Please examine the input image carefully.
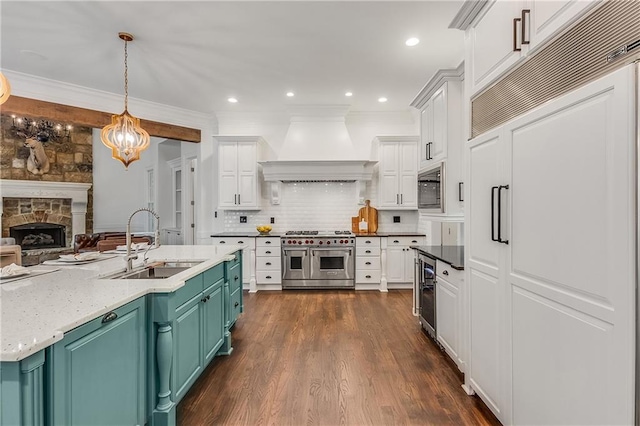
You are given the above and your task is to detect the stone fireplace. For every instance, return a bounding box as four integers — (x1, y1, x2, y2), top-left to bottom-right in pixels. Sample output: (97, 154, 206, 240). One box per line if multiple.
(1, 180, 91, 250)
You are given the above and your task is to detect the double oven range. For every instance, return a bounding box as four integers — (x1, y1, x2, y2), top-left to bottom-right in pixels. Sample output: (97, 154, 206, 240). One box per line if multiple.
(282, 231, 355, 289)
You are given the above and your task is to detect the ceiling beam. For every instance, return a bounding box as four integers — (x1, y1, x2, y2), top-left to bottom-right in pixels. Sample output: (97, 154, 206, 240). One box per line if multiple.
(1, 96, 201, 143)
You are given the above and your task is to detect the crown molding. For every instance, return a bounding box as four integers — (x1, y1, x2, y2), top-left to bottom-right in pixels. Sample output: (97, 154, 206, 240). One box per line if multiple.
(410, 62, 465, 109)
(2, 70, 214, 132)
(448, 0, 491, 30)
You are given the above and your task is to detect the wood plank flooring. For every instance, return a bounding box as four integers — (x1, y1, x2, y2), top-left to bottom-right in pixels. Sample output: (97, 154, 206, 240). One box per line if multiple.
(177, 290, 500, 425)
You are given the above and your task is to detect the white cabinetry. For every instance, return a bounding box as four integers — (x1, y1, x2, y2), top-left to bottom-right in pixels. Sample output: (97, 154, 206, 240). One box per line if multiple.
(216, 136, 263, 210)
(162, 228, 183, 245)
(435, 260, 463, 371)
(461, 0, 600, 97)
(420, 84, 448, 169)
(211, 237, 256, 291)
(465, 66, 635, 424)
(167, 158, 183, 230)
(385, 236, 425, 288)
(255, 237, 281, 289)
(355, 236, 381, 289)
(412, 68, 464, 217)
(376, 136, 418, 210)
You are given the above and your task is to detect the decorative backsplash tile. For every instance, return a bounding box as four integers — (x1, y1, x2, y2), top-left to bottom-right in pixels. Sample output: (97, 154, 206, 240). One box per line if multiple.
(223, 180, 420, 233)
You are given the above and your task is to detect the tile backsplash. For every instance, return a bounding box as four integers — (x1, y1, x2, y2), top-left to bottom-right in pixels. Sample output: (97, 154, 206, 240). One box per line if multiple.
(222, 181, 419, 233)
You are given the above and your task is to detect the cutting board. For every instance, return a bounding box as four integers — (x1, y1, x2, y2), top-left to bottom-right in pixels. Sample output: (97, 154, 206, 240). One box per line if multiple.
(358, 200, 378, 233)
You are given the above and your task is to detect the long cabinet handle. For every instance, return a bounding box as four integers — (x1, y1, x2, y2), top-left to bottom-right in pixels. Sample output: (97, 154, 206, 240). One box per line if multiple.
(521, 9, 530, 45)
(396, 194, 399, 205)
(491, 186, 499, 242)
(238, 194, 240, 204)
(400, 194, 403, 204)
(513, 18, 522, 52)
(498, 185, 509, 245)
(426, 142, 433, 160)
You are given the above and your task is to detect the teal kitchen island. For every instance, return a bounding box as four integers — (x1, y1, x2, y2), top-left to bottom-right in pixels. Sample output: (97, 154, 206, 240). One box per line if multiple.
(0, 245, 244, 426)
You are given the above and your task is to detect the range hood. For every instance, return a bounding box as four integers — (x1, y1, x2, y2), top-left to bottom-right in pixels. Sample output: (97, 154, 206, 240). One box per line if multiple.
(260, 106, 377, 182)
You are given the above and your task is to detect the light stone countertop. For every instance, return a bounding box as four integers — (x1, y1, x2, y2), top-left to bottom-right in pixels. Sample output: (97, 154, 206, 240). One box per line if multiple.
(0, 244, 245, 362)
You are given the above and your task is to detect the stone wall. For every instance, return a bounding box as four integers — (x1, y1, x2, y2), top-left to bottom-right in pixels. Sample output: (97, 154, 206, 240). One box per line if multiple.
(0, 114, 93, 232)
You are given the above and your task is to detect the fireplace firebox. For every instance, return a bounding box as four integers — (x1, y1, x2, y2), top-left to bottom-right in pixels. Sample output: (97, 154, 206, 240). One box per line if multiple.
(10, 223, 66, 250)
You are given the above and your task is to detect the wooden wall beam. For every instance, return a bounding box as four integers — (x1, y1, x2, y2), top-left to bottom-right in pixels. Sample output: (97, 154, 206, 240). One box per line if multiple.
(0, 96, 201, 143)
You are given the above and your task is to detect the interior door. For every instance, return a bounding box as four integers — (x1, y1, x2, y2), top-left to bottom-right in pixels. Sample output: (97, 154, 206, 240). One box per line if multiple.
(506, 65, 635, 425)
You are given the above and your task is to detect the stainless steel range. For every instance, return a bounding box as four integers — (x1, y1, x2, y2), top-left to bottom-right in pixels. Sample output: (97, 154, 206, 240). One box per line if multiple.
(282, 231, 355, 289)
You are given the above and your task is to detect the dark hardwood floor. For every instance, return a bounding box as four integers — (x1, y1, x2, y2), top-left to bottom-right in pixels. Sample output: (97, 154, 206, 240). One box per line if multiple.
(177, 290, 500, 425)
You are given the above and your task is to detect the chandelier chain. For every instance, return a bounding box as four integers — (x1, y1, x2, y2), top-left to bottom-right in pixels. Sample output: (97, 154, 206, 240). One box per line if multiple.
(124, 39, 129, 111)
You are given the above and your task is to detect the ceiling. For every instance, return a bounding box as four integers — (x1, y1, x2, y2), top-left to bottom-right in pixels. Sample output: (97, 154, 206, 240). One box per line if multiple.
(1, 1, 465, 115)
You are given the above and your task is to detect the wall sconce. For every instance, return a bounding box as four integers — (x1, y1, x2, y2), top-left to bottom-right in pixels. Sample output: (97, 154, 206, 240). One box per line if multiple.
(11, 115, 72, 142)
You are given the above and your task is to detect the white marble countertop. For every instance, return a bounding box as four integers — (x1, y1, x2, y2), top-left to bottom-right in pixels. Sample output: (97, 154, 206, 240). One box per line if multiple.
(0, 244, 245, 362)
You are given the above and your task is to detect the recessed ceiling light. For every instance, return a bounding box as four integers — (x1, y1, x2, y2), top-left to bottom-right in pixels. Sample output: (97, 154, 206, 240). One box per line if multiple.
(345, 92, 353, 97)
(378, 97, 388, 103)
(286, 92, 295, 97)
(228, 97, 238, 103)
(405, 37, 420, 47)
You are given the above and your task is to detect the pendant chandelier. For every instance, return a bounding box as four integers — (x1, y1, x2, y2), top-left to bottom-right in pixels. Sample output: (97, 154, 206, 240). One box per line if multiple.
(101, 32, 150, 170)
(0, 71, 11, 105)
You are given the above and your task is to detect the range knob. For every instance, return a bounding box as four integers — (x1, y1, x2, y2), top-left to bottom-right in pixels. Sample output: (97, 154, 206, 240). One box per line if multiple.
(287, 240, 291, 244)
(305, 240, 309, 244)
(339, 239, 344, 244)
(327, 241, 331, 245)
(298, 240, 302, 245)
(319, 241, 323, 245)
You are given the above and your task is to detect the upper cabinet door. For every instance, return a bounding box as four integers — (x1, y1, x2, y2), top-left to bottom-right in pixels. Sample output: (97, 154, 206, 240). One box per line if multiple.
(430, 84, 448, 162)
(469, 0, 527, 96)
(217, 138, 262, 210)
(420, 101, 434, 170)
(527, 0, 600, 54)
(398, 142, 418, 208)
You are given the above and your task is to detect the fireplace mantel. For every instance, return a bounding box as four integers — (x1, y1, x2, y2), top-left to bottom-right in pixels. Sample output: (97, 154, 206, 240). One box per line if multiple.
(0, 180, 92, 242)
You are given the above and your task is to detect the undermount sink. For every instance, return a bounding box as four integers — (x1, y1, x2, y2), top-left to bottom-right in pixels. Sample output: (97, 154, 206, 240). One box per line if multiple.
(104, 261, 204, 280)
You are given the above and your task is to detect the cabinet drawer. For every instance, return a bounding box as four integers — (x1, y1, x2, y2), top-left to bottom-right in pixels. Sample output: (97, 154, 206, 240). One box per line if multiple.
(356, 269, 381, 284)
(225, 250, 241, 269)
(436, 259, 463, 288)
(256, 247, 279, 257)
(256, 237, 281, 248)
(256, 270, 281, 284)
(356, 257, 380, 271)
(356, 246, 380, 257)
(387, 236, 426, 246)
(211, 237, 255, 249)
(174, 273, 204, 310)
(356, 237, 381, 247)
(256, 257, 281, 271)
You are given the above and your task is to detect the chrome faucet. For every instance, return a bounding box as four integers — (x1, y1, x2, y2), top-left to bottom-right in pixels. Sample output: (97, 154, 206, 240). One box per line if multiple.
(126, 208, 161, 272)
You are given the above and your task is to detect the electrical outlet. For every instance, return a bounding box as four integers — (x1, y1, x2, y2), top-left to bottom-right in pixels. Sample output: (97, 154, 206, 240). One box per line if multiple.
(270, 217, 275, 224)
(393, 216, 401, 223)
(240, 216, 247, 223)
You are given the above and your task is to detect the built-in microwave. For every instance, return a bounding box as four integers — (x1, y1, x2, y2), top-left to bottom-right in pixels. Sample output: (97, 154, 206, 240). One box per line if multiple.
(418, 163, 444, 212)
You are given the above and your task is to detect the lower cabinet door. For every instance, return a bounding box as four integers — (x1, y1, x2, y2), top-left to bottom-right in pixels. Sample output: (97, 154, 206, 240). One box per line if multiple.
(436, 277, 460, 368)
(48, 297, 146, 426)
(173, 296, 203, 402)
(203, 280, 225, 364)
(230, 287, 242, 327)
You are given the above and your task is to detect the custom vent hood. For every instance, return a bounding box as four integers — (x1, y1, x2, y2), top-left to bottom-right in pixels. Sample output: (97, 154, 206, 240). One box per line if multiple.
(259, 106, 376, 182)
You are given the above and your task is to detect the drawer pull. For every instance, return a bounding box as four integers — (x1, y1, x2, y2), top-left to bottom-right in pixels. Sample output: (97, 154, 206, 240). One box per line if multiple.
(201, 297, 207, 303)
(238, 240, 244, 244)
(365, 262, 371, 265)
(442, 270, 449, 276)
(101, 311, 118, 324)
(234, 302, 239, 308)
(266, 275, 272, 279)
(207, 295, 211, 300)
(394, 240, 399, 243)
(265, 241, 272, 244)
(366, 275, 371, 279)
(365, 240, 371, 244)
(412, 240, 417, 243)
(365, 250, 371, 254)
(234, 276, 239, 281)
(220, 241, 226, 244)
(266, 262, 272, 266)
(266, 250, 272, 254)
